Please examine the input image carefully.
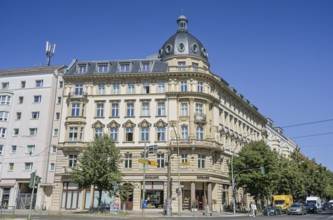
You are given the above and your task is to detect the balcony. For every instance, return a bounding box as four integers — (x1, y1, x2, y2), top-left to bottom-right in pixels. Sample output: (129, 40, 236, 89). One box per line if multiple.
(58, 141, 85, 151)
(194, 113, 206, 124)
(67, 92, 88, 103)
(169, 138, 223, 151)
(65, 116, 87, 125)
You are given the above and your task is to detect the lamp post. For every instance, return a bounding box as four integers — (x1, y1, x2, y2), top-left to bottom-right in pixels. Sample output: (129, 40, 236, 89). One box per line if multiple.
(231, 133, 255, 215)
(170, 121, 181, 216)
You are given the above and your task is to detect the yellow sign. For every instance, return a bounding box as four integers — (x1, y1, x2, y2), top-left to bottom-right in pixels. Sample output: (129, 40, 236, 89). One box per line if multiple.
(138, 159, 158, 166)
(180, 162, 190, 166)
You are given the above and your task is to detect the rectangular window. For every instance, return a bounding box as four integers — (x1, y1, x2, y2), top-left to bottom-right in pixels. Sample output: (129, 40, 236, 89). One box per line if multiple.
(126, 127, 133, 142)
(14, 128, 19, 136)
(95, 128, 103, 138)
(196, 103, 204, 115)
(21, 81, 26, 88)
(35, 80, 43, 87)
(50, 163, 55, 171)
(178, 61, 186, 71)
(52, 145, 57, 153)
(141, 127, 149, 142)
(113, 83, 120, 94)
(0, 111, 9, 121)
(59, 81, 63, 88)
(111, 103, 119, 117)
(54, 128, 59, 136)
(98, 64, 108, 73)
(158, 81, 165, 93)
(69, 155, 77, 167)
(157, 102, 165, 116)
(2, 82, 9, 90)
(96, 103, 104, 117)
(198, 154, 206, 168)
(75, 84, 83, 96)
(11, 145, 17, 153)
(127, 103, 134, 117)
(19, 96, 24, 104)
(157, 154, 165, 168)
(181, 154, 188, 163)
(57, 97, 62, 104)
(192, 62, 199, 71)
(181, 125, 188, 140)
(181, 103, 188, 116)
(0, 128, 7, 138)
(128, 82, 135, 94)
(141, 62, 150, 72)
(157, 127, 165, 141)
(142, 103, 150, 116)
(110, 128, 118, 141)
(198, 82, 203, 93)
(29, 128, 37, 136)
(9, 163, 14, 171)
(78, 65, 87, 73)
(0, 145, 3, 155)
(55, 112, 60, 120)
(16, 112, 21, 120)
(196, 126, 204, 140)
(124, 153, 132, 168)
(26, 145, 35, 154)
(143, 82, 150, 94)
(120, 63, 130, 72)
(181, 81, 187, 92)
(31, 111, 39, 119)
(69, 127, 78, 141)
(71, 103, 80, 116)
(0, 95, 11, 105)
(98, 83, 105, 95)
(34, 95, 42, 103)
(25, 163, 33, 171)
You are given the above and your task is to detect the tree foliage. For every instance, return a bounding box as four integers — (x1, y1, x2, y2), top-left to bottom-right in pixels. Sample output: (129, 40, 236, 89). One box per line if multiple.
(71, 134, 122, 209)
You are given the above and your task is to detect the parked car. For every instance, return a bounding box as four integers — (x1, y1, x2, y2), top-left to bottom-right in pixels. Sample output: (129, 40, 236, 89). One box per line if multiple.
(288, 203, 307, 215)
(322, 202, 332, 210)
(305, 201, 318, 213)
(263, 206, 282, 216)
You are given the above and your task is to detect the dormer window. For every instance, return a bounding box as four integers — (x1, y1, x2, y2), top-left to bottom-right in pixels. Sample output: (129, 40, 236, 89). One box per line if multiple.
(97, 64, 108, 73)
(141, 62, 150, 72)
(78, 64, 87, 73)
(119, 63, 130, 72)
(2, 82, 9, 90)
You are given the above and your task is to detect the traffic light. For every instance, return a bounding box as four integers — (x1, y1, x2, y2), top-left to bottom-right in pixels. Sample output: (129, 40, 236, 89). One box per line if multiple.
(29, 171, 36, 188)
(260, 166, 265, 175)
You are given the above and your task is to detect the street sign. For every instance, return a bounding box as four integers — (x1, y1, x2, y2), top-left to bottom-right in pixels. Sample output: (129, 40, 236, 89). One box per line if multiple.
(138, 159, 158, 166)
(180, 162, 190, 166)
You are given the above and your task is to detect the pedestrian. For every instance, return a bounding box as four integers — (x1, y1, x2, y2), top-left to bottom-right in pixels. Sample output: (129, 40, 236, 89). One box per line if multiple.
(250, 202, 257, 217)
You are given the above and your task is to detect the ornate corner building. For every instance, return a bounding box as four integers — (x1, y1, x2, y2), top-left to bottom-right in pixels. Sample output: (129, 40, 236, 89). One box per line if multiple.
(51, 15, 268, 212)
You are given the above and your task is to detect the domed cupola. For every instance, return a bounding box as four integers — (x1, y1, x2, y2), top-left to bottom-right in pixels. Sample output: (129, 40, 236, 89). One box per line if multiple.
(158, 15, 209, 64)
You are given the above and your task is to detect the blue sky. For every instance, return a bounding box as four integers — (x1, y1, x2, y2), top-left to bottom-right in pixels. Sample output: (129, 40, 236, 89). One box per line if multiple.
(1, 0, 332, 170)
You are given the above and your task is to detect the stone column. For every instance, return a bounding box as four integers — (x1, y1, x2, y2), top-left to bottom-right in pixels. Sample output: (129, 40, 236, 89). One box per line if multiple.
(191, 182, 195, 208)
(208, 183, 212, 211)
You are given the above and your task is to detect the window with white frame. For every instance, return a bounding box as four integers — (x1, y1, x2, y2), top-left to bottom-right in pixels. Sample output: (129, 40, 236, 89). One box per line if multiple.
(53, 128, 59, 136)
(2, 82, 9, 90)
(11, 145, 17, 153)
(69, 127, 78, 141)
(96, 103, 104, 117)
(143, 82, 149, 94)
(59, 81, 63, 88)
(0, 95, 11, 105)
(141, 127, 149, 142)
(198, 81, 203, 93)
(0, 145, 3, 155)
(142, 103, 150, 116)
(128, 82, 135, 94)
(26, 145, 35, 154)
(75, 84, 83, 96)
(124, 153, 132, 168)
(181, 154, 188, 163)
(31, 111, 39, 119)
(69, 155, 77, 167)
(127, 103, 134, 117)
(9, 163, 14, 171)
(98, 83, 105, 95)
(95, 128, 103, 138)
(157, 102, 165, 116)
(57, 97, 62, 104)
(120, 63, 130, 72)
(196, 126, 204, 140)
(110, 128, 118, 141)
(29, 128, 37, 136)
(198, 154, 206, 168)
(192, 62, 199, 71)
(98, 64, 108, 73)
(33, 95, 41, 103)
(14, 128, 19, 136)
(35, 80, 43, 87)
(195, 103, 204, 115)
(141, 62, 150, 72)
(180, 103, 188, 116)
(52, 145, 57, 153)
(111, 103, 119, 117)
(0, 128, 7, 138)
(157, 154, 164, 168)
(25, 162, 33, 171)
(113, 83, 120, 94)
(125, 127, 133, 142)
(78, 65, 87, 73)
(157, 127, 165, 141)
(178, 62, 186, 71)
(181, 125, 188, 140)
(72, 103, 80, 116)
(55, 112, 60, 120)
(181, 81, 187, 92)
(0, 111, 9, 121)
(158, 81, 165, 93)
(50, 163, 55, 171)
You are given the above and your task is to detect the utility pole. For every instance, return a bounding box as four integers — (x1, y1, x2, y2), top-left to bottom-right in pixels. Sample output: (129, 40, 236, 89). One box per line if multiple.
(142, 141, 147, 216)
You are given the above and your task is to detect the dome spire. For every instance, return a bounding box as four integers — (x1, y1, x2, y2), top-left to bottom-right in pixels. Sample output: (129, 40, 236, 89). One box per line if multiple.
(177, 14, 188, 33)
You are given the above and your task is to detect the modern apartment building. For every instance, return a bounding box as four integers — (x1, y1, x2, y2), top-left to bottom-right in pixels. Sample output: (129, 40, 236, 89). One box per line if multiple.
(52, 15, 268, 212)
(0, 66, 64, 210)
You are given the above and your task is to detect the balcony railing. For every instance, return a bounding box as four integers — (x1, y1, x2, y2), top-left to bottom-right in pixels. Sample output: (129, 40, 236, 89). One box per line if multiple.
(169, 138, 223, 150)
(68, 92, 88, 98)
(194, 113, 206, 124)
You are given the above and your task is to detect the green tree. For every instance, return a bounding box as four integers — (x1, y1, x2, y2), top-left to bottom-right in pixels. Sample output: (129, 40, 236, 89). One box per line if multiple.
(71, 134, 122, 209)
(233, 140, 279, 208)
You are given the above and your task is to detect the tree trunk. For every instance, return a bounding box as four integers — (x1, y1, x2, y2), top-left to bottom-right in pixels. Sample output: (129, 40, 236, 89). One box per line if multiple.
(98, 188, 103, 210)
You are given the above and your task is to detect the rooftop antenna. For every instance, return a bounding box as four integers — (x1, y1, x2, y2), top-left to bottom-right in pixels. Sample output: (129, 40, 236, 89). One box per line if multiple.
(45, 41, 56, 66)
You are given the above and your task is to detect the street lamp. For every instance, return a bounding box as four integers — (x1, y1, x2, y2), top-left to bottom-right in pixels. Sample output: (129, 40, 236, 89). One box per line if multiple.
(231, 132, 255, 215)
(169, 120, 181, 216)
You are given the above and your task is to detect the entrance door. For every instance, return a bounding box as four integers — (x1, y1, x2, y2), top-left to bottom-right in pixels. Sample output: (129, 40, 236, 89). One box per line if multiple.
(121, 190, 133, 210)
(182, 190, 190, 210)
(195, 190, 205, 210)
(2, 188, 10, 208)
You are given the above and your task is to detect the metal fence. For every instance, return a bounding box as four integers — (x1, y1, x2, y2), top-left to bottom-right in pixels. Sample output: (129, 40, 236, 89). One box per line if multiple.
(0, 205, 15, 218)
